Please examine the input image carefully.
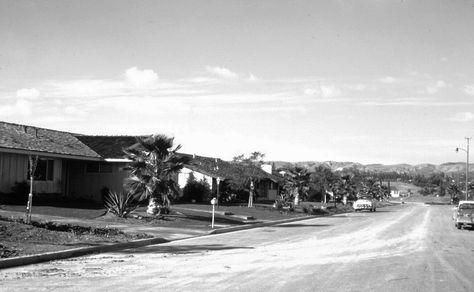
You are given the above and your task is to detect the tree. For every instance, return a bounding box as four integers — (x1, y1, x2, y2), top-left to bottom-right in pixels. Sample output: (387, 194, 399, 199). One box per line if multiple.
(309, 166, 339, 202)
(25, 154, 38, 223)
(280, 166, 310, 206)
(360, 177, 384, 200)
(124, 134, 190, 215)
(331, 174, 358, 204)
(183, 172, 212, 203)
(448, 181, 461, 201)
(232, 151, 266, 207)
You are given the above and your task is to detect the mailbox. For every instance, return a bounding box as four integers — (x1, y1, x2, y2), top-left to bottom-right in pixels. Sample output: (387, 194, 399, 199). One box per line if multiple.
(211, 197, 217, 205)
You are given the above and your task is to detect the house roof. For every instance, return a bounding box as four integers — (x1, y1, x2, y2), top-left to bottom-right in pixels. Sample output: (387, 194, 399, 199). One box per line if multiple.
(0, 121, 283, 184)
(0, 121, 101, 159)
(180, 153, 283, 184)
(75, 135, 139, 159)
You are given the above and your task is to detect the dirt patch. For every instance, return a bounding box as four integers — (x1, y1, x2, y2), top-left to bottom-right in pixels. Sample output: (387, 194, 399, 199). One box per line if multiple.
(0, 218, 150, 259)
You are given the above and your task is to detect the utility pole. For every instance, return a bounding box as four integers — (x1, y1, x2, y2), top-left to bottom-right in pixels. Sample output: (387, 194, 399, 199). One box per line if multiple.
(466, 137, 470, 201)
(456, 137, 471, 200)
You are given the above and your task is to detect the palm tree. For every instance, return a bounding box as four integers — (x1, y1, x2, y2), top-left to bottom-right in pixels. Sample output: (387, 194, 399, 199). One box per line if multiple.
(279, 166, 310, 206)
(124, 134, 190, 215)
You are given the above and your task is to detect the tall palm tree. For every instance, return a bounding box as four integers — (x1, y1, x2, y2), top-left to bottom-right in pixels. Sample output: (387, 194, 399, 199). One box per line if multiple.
(124, 134, 190, 215)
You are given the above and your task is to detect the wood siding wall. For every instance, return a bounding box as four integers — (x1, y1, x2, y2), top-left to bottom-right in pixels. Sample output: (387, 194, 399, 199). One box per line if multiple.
(67, 161, 129, 202)
(0, 152, 62, 194)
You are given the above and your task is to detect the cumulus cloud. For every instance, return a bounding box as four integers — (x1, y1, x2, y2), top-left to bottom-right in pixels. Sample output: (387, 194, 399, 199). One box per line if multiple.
(464, 85, 474, 96)
(16, 88, 40, 99)
(450, 112, 474, 122)
(205, 66, 238, 79)
(125, 67, 159, 88)
(304, 85, 341, 98)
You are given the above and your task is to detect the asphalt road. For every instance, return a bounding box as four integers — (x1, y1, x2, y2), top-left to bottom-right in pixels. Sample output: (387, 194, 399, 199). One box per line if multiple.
(1, 203, 474, 292)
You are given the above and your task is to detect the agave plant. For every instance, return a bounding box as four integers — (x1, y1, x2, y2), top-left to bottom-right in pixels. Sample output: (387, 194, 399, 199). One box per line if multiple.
(104, 191, 139, 218)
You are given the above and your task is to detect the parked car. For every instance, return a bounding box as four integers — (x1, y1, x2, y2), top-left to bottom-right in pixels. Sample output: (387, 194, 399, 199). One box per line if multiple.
(452, 200, 474, 229)
(353, 197, 376, 212)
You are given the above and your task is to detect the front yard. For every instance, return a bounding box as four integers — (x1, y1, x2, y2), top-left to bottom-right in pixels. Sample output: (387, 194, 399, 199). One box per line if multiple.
(0, 201, 358, 260)
(0, 218, 148, 259)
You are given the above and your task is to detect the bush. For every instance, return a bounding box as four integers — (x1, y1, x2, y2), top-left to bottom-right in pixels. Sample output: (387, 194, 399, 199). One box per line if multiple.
(104, 191, 139, 218)
(310, 207, 329, 215)
(182, 179, 211, 203)
(11, 181, 29, 196)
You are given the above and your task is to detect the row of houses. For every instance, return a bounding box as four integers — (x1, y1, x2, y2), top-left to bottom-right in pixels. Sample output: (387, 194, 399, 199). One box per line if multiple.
(0, 121, 282, 203)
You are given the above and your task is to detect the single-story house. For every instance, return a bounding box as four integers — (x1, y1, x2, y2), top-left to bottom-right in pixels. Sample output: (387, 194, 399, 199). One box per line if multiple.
(0, 121, 102, 198)
(177, 154, 282, 200)
(0, 121, 282, 202)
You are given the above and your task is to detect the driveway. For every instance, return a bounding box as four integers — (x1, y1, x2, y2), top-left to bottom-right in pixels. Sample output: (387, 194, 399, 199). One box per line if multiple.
(1, 203, 473, 291)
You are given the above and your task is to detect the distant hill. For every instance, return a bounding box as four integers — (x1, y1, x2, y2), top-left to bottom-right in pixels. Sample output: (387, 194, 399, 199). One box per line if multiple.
(271, 161, 472, 176)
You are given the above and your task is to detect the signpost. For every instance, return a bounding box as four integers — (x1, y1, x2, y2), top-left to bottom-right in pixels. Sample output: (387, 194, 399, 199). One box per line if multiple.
(211, 197, 217, 228)
(248, 181, 254, 208)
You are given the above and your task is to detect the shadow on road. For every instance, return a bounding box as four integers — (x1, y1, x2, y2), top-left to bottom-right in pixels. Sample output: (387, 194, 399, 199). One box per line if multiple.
(182, 214, 243, 225)
(119, 244, 254, 255)
(274, 224, 331, 228)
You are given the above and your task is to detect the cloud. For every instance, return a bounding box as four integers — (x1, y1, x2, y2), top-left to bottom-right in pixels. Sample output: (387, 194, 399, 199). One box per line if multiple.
(464, 85, 474, 96)
(247, 73, 259, 82)
(16, 88, 40, 99)
(124, 67, 159, 88)
(450, 112, 474, 122)
(64, 106, 88, 117)
(205, 66, 238, 79)
(304, 85, 341, 98)
(346, 83, 367, 91)
(422, 80, 448, 94)
(0, 99, 32, 116)
(379, 76, 396, 84)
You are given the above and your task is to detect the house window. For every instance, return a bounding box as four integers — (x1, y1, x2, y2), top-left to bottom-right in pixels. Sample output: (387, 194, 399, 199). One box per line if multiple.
(86, 162, 113, 173)
(28, 159, 54, 181)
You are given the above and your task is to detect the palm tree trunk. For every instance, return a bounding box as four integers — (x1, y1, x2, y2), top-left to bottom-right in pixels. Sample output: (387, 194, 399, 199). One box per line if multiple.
(147, 197, 160, 215)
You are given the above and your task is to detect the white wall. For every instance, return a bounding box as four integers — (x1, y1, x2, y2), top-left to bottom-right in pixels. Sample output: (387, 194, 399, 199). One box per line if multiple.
(177, 167, 213, 189)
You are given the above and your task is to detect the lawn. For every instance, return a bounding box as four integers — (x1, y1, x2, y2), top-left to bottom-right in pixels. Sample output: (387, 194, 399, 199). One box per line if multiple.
(0, 204, 106, 219)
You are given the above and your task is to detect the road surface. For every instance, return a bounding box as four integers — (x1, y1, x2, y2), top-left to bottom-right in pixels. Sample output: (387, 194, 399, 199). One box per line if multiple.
(1, 203, 474, 291)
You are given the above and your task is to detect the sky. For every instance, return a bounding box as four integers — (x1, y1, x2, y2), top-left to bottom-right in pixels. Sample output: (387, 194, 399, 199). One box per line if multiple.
(1, 0, 474, 165)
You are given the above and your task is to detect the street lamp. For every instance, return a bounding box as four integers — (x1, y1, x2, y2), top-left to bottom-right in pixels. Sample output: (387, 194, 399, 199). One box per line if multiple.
(456, 137, 471, 200)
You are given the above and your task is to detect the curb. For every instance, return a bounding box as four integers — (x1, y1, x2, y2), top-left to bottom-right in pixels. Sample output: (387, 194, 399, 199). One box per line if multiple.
(0, 237, 168, 270)
(209, 215, 317, 235)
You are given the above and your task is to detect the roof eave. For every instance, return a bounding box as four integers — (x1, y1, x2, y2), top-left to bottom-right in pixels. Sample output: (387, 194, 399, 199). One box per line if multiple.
(0, 147, 102, 161)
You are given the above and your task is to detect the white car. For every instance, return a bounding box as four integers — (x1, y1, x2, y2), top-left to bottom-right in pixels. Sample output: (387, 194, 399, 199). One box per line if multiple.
(453, 200, 474, 229)
(353, 197, 376, 212)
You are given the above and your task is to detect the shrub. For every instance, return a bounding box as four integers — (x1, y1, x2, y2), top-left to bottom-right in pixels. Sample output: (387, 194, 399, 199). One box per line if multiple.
(273, 200, 283, 210)
(311, 207, 329, 215)
(11, 181, 29, 196)
(104, 191, 139, 218)
(182, 179, 211, 203)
